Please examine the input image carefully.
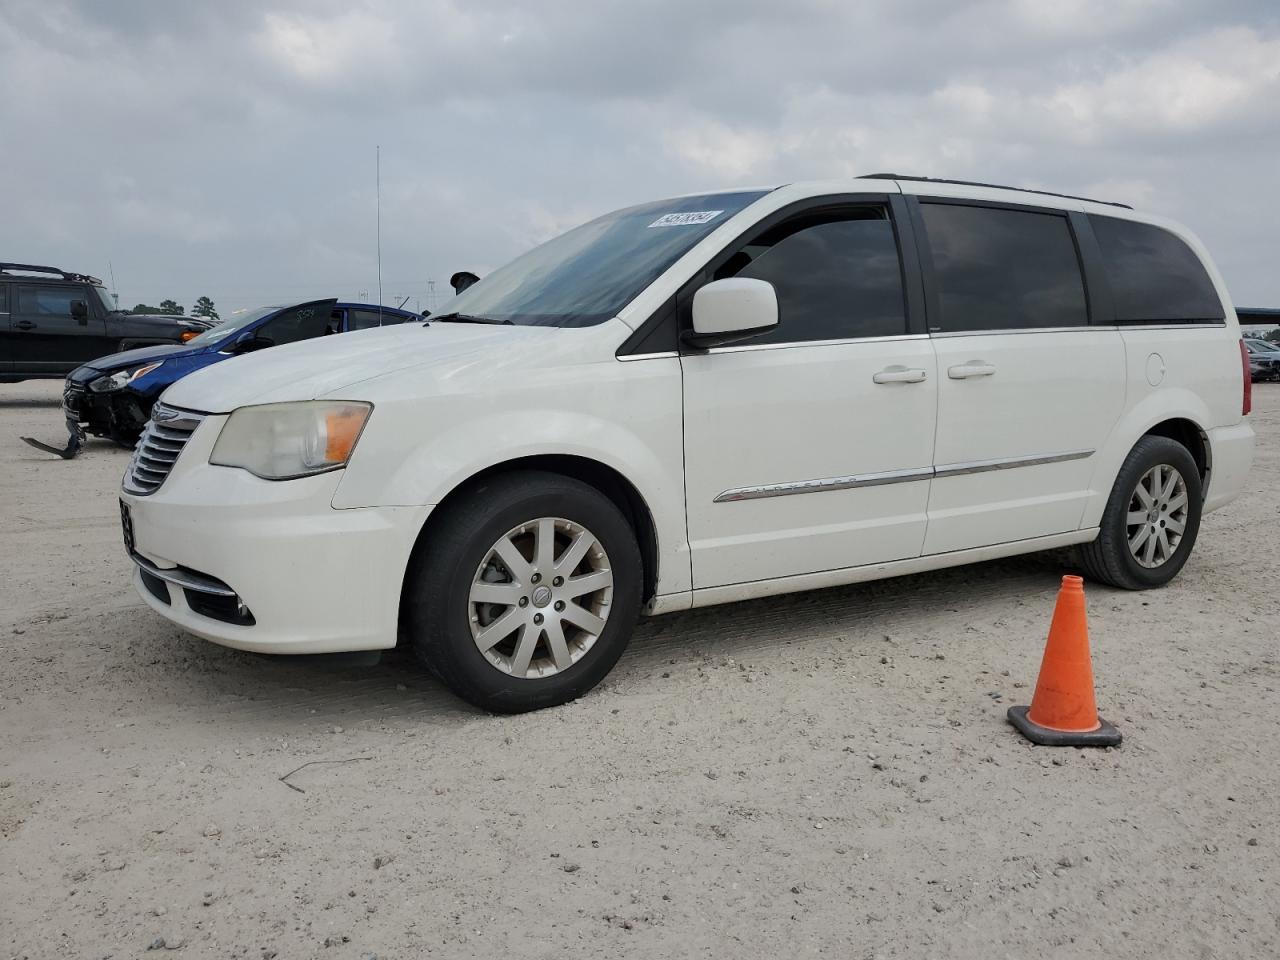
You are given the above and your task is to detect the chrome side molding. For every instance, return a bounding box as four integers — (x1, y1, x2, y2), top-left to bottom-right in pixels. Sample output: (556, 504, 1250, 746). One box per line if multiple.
(714, 467, 934, 502)
(714, 449, 1094, 503)
(933, 449, 1094, 478)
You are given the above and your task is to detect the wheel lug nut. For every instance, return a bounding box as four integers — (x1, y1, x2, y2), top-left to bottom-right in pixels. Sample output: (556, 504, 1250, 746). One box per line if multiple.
(554, 600, 565, 611)
(553, 576, 563, 587)
(518, 597, 529, 607)
(533, 613, 544, 625)
(531, 572, 541, 584)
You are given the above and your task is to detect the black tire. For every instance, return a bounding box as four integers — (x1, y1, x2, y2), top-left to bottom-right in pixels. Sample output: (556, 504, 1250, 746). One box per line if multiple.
(111, 431, 141, 449)
(404, 470, 643, 713)
(1077, 435, 1203, 590)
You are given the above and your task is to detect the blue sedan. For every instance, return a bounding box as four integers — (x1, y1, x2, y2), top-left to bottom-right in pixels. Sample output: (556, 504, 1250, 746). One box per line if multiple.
(55, 298, 420, 451)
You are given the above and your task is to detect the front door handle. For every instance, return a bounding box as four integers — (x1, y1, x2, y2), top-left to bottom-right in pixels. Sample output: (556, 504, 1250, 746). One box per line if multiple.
(14, 320, 36, 331)
(872, 365, 928, 384)
(947, 361, 996, 379)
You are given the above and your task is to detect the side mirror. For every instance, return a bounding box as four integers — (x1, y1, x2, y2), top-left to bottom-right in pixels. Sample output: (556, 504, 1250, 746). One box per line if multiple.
(683, 278, 778, 349)
(232, 333, 273, 354)
(70, 299, 88, 324)
(450, 271, 480, 293)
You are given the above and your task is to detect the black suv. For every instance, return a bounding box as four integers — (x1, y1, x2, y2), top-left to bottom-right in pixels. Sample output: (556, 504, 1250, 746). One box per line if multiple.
(1, 263, 210, 383)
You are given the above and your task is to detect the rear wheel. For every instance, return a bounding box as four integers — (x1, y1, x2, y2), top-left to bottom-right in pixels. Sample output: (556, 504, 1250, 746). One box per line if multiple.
(1077, 435, 1202, 590)
(405, 470, 642, 713)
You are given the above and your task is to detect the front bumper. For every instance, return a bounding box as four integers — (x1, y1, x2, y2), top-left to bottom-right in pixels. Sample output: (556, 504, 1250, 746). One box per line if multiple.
(122, 414, 431, 654)
(65, 379, 150, 439)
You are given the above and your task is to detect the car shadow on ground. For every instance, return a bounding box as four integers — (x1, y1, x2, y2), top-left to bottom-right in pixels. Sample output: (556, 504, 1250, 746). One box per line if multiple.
(0, 395, 62, 409)
(119, 549, 1079, 727)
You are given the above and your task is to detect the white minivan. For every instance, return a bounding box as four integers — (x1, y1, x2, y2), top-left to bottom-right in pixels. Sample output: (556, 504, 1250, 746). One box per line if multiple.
(120, 176, 1255, 712)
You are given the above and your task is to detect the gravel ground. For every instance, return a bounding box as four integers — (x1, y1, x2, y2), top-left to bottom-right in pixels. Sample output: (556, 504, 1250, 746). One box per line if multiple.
(2, 379, 1278, 959)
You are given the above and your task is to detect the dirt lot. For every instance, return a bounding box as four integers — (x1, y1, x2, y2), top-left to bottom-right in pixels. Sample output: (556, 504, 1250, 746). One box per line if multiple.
(2, 379, 1278, 959)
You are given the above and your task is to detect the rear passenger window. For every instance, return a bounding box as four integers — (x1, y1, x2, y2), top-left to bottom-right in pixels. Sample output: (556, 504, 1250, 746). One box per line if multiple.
(920, 203, 1088, 332)
(1088, 215, 1224, 323)
(716, 208, 908, 344)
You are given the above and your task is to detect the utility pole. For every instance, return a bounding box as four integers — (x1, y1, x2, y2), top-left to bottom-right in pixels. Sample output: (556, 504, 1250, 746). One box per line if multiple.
(376, 145, 383, 322)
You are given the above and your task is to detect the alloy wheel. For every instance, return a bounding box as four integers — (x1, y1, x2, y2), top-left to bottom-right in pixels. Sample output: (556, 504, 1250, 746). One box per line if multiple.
(1125, 463, 1189, 569)
(468, 517, 614, 678)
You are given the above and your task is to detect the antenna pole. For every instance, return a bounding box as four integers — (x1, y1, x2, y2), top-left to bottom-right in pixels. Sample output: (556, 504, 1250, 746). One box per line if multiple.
(108, 260, 119, 307)
(376, 145, 383, 325)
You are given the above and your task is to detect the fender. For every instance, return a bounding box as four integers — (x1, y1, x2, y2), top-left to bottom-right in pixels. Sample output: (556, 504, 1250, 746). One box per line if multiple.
(1077, 386, 1212, 529)
(332, 360, 692, 596)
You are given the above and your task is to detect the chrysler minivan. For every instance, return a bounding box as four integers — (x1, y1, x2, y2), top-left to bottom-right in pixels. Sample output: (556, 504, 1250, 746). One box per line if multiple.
(118, 176, 1254, 712)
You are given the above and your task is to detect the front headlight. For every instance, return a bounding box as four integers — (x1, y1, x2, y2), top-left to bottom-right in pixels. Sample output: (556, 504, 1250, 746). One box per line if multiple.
(89, 362, 164, 393)
(209, 401, 372, 480)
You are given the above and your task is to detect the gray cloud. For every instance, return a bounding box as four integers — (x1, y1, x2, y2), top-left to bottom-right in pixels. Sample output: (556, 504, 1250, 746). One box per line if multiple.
(1, 0, 1277, 316)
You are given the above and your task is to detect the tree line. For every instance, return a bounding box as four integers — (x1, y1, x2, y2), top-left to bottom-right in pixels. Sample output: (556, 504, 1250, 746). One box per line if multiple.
(130, 296, 219, 321)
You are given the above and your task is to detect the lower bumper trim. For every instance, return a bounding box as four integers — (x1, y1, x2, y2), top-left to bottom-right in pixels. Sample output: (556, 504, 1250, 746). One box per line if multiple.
(130, 551, 237, 597)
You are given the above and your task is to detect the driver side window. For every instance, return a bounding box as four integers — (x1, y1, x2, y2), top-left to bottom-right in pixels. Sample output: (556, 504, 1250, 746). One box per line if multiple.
(713, 207, 908, 345)
(255, 304, 333, 347)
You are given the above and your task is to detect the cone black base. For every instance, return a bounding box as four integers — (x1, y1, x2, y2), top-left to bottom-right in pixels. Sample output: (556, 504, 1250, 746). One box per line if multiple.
(1007, 705, 1122, 747)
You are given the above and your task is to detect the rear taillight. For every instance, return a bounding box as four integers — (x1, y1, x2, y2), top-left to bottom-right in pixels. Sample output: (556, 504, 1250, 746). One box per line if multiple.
(1240, 339, 1252, 416)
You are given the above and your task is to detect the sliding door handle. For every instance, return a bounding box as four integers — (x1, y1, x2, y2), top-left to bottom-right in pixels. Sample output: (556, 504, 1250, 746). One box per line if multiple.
(872, 366, 928, 384)
(947, 361, 996, 379)
(15, 320, 37, 331)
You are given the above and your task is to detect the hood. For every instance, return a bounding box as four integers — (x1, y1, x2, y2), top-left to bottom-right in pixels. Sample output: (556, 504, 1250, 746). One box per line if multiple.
(124, 313, 211, 331)
(161, 322, 567, 413)
(70, 343, 193, 380)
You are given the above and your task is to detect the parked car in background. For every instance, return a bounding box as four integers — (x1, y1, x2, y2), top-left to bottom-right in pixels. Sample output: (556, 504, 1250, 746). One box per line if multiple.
(1, 263, 209, 382)
(1236, 307, 1280, 338)
(1243, 337, 1280, 382)
(120, 176, 1253, 713)
(65, 298, 419, 446)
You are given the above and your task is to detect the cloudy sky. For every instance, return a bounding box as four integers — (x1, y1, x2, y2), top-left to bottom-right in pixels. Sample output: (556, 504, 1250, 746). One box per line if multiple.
(2, 0, 1278, 317)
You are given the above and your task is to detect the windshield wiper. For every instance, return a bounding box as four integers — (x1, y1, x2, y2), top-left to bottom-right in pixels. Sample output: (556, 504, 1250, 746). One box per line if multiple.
(428, 312, 513, 325)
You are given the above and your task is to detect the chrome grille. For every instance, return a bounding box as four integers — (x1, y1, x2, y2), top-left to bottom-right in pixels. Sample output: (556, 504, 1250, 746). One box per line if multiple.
(123, 403, 205, 496)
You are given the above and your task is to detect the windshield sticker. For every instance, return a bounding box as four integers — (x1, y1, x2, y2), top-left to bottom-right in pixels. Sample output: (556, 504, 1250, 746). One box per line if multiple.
(648, 210, 723, 228)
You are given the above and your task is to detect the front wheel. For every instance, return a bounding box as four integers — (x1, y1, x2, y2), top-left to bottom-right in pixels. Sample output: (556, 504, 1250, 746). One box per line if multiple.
(1077, 435, 1203, 590)
(111, 429, 141, 449)
(405, 470, 643, 713)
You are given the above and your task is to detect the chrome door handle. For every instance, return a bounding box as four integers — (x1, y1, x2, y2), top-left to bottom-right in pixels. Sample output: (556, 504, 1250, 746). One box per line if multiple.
(872, 366, 928, 384)
(947, 361, 996, 379)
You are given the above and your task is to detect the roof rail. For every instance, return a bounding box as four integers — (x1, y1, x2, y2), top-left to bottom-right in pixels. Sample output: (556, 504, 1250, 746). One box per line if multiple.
(857, 174, 1133, 210)
(0, 262, 103, 284)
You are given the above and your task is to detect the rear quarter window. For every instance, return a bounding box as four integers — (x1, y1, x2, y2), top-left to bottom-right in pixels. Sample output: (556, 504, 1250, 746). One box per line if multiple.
(1088, 215, 1224, 323)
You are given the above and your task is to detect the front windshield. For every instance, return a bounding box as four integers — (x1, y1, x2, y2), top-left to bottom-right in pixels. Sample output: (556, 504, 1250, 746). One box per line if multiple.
(186, 305, 281, 346)
(442, 190, 770, 327)
(92, 285, 117, 314)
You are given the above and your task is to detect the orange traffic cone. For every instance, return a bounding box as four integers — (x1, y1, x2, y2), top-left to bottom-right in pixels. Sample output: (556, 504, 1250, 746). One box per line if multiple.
(1007, 575, 1121, 747)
